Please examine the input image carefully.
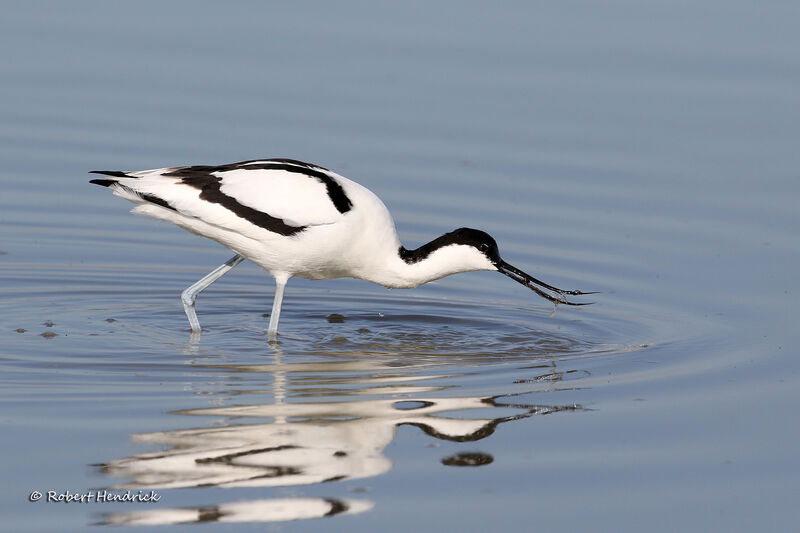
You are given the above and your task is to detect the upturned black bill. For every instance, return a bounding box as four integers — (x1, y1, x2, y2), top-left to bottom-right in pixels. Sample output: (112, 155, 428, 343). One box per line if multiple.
(496, 260, 595, 306)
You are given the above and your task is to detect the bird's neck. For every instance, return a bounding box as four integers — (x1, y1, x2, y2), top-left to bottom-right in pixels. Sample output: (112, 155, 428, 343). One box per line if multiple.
(356, 241, 494, 289)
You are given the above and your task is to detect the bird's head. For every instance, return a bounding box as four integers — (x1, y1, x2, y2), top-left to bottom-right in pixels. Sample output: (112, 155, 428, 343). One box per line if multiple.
(421, 227, 594, 306)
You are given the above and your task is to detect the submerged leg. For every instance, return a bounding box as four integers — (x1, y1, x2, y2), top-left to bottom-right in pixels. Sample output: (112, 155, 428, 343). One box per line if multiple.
(267, 276, 288, 338)
(181, 254, 245, 332)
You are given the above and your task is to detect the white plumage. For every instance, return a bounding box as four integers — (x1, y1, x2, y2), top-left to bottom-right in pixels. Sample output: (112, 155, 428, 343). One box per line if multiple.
(91, 158, 591, 337)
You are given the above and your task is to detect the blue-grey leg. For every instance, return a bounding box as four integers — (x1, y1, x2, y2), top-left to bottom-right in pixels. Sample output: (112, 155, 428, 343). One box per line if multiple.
(267, 275, 288, 338)
(181, 254, 245, 332)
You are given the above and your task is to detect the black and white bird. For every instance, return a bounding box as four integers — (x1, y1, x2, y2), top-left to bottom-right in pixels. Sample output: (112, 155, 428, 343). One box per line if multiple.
(90, 158, 591, 336)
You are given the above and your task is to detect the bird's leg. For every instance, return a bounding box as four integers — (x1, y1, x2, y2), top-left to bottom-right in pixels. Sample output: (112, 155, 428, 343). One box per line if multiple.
(181, 254, 245, 332)
(267, 276, 288, 338)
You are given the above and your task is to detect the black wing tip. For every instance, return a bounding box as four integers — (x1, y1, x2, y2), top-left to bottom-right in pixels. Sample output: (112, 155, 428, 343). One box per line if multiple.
(90, 170, 131, 187)
(90, 170, 130, 178)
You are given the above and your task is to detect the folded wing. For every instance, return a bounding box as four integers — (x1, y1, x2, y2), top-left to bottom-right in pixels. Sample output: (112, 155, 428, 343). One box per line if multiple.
(90, 159, 352, 239)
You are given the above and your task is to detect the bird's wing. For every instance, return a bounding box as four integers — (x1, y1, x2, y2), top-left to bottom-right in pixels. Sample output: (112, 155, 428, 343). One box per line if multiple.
(91, 159, 353, 238)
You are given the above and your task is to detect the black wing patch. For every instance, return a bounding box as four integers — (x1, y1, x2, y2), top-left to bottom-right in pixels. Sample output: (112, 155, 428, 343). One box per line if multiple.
(233, 160, 353, 214)
(90, 158, 351, 237)
(165, 166, 307, 236)
(170, 159, 352, 214)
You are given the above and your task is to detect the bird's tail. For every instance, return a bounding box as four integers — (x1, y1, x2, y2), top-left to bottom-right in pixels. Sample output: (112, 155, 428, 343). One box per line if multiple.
(89, 170, 177, 212)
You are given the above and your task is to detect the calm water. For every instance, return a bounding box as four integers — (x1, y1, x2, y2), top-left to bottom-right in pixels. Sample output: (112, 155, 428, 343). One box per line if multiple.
(1, 1, 799, 531)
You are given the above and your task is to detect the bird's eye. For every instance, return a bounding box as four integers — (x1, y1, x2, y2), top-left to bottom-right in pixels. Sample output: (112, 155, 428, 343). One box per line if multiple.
(479, 243, 489, 252)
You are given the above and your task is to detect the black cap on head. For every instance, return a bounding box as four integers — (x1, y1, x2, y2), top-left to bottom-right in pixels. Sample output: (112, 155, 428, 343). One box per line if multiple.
(399, 227, 595, 305)
(399, 227, 501, 264)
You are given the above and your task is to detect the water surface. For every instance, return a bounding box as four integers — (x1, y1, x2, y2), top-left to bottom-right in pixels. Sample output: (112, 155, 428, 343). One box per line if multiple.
(1, 1, 799, 531)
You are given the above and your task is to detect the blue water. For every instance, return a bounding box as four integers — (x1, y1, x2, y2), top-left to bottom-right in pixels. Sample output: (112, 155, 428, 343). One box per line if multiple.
(1, 1, 799, 531)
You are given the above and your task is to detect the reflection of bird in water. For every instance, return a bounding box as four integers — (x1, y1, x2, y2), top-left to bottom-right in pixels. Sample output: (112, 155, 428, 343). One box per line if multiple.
(100, 498, 373, 527)
(100, 394, 579, 525)
(100, 356, 583, 525)
(90, 158, 592, 336)
(101, 392, 580, 489)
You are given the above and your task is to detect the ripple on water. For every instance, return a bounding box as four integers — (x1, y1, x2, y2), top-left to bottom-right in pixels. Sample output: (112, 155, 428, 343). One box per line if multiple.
(0, 253, 720, 529)
(0, 262, 664, 372)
